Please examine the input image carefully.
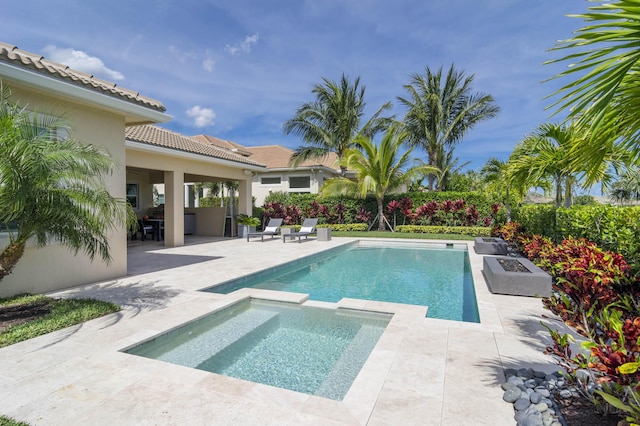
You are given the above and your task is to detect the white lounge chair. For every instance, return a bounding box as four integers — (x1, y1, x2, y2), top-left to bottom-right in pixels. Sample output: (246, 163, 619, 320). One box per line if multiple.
(283, 218, 318, 243)
(247, 218, 284, 242)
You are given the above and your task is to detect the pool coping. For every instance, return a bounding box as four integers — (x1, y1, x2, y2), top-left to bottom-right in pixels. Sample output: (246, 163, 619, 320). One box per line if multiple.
(0, 236, 561, 425)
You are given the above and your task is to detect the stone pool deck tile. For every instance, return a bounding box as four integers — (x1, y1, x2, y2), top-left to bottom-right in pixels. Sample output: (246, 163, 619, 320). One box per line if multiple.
(0, 236, 564, 425)
(368, 390, 443, 426)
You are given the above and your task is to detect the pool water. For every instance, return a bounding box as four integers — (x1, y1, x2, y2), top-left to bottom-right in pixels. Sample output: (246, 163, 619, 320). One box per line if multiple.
(125, 299, 390, 400)
(207, 241, 479, 323)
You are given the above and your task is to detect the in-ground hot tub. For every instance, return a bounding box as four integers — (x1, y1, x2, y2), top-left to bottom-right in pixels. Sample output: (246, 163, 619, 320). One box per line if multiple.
(123, 299, 391, 400)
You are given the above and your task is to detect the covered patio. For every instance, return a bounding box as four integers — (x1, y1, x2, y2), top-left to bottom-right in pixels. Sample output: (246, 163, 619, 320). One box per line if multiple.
(125, 125, 265, 247)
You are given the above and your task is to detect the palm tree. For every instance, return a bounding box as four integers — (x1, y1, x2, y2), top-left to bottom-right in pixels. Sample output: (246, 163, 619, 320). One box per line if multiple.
(481, 157, 514, 221)
(508, 123, 579, 208)
(0, 84, 133, 282)
(398, 65, 500, 190)
(321, 126, 438, 231)
(609, 166, 640, 204)
(283, 74, 393, 176)
(547, 0, 640, 172)
(434, 145, 470, 191)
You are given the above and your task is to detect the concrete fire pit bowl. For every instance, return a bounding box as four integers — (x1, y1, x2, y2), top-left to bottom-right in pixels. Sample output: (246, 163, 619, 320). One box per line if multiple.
(482, 256, 551, 297)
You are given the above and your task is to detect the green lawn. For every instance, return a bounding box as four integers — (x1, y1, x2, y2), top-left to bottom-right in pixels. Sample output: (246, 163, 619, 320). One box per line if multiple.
(0, 416, 29, 426)
(0, 294, 120, 348)
(330, 231, 475, 240)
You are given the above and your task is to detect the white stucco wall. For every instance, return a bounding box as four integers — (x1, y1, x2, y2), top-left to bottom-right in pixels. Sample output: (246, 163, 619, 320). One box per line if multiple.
(0, 87, 128, 297)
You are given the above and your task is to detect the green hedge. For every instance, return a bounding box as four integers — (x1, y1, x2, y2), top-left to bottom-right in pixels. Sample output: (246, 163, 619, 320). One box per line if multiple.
(283, 223, 369, 232)
(556, 205, 640, 270)
(317, 223, 368, 231)
(395, 225, 492, 236)
(508, 204, 640, 273)
(512, 204, 557, 239)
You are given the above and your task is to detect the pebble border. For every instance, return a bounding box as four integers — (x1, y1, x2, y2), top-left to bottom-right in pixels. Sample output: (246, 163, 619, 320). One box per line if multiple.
(502, 368, 578, 426)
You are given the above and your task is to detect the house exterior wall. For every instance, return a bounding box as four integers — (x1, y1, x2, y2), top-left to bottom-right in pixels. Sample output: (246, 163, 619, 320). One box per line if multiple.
(0, 87, 128, 297)
(252, 169, 335, 205)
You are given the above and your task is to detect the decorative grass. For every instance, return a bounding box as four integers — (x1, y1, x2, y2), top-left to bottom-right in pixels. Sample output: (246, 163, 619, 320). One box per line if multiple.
(0, 294, 120, 348)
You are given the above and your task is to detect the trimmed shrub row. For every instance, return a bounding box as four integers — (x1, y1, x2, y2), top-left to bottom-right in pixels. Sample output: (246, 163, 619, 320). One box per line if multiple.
(395, 225, 491, 236)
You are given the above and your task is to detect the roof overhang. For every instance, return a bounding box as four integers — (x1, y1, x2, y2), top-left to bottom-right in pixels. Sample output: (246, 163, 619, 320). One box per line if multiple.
(126, 140, 266, 172)
(0, 61, 171, 125)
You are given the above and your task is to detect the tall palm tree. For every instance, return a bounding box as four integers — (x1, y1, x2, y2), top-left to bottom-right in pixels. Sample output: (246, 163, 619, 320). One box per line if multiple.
(398, 65, 500, 190)
(283, 74, 393, 176)
(0, 84, 133, 282)
(321, 126, 438, 231)
(547, 0, 640, 173)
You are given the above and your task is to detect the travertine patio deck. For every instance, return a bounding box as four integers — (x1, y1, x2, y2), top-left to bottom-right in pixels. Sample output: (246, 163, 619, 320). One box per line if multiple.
(0, 236, 565, 425)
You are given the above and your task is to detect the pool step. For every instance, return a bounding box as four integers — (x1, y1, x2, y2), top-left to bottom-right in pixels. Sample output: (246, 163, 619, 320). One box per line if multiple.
(195, 312, 281, 372)
(148, 308, 280, 368)
(315, 324, 382, 400)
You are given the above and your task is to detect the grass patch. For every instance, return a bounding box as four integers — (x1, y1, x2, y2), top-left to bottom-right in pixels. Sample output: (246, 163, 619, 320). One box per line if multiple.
(330, 231, 474, 240)
(0, 294, 120, 348)
(0, 416, 29, 426)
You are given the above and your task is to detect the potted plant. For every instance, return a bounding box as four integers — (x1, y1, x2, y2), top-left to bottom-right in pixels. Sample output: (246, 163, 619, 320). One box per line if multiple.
(236, 214, 260, 238)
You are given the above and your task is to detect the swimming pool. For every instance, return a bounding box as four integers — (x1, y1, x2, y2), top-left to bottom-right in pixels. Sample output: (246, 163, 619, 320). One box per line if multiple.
(205, 240, 479, 323)
(124, 299, 390, 400)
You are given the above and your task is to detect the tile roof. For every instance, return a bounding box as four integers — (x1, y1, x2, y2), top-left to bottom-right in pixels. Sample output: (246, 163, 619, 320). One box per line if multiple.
(191, 134, 252, 157)
(245, 145, 340, 170)
(125, 125, 265, 168)
(0, 42, 166, 112)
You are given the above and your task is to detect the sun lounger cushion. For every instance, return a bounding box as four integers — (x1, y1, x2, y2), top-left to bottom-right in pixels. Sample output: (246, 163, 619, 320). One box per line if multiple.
(265, 226, 279, 233)
(299, 226, 314, 233)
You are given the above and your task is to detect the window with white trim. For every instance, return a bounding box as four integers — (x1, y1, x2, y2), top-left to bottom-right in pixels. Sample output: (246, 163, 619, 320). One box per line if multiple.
(261, 177, 281, 185)
(289, 176, 310, 189)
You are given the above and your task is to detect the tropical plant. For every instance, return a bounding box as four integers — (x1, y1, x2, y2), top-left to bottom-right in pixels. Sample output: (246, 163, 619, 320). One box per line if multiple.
(283, 74, 394, 176)
(446, 169, 486, 192)
(546, 0, 640, 176)
(236, 214, 260, 227)
(481, 157, 516, 221)
(398, 64, 500, 190)
(508, 123, 587, 208)
(321, 126, 438, 231)
(0, 84, 134, 282)
(610, 166, 640, 204)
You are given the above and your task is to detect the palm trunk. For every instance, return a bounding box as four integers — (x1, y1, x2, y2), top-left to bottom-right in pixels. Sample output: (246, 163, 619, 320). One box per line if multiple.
(378, 198, 386, 231)
(555, 177, 563, 209)
(0, 239, 26, 281)
(505, 187, 512, 222)
(563, 175, 573, 209)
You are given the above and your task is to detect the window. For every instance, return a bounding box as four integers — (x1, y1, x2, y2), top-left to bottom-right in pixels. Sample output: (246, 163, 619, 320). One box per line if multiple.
(289, 176, 310, 189)
(261, 177, 281, 185)
(126, 183, 139, 208)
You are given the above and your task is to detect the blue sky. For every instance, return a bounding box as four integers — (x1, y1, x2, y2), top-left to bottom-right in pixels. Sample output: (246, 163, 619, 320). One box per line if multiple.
(3, 0, 588, 170)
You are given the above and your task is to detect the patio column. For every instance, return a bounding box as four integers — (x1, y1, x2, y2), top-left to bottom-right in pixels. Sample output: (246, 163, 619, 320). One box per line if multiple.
(238, 178, 252, 216)
(164, 171, 184, 246)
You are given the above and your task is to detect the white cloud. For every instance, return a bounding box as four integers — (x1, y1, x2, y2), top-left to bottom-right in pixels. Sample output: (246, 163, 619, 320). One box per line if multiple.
(186, 105, 216, 127)
(202, 56, 215, 72)
(168, 45, 197, 63)
(224, 33, 259, 55)
(42, 45, 124, 81)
